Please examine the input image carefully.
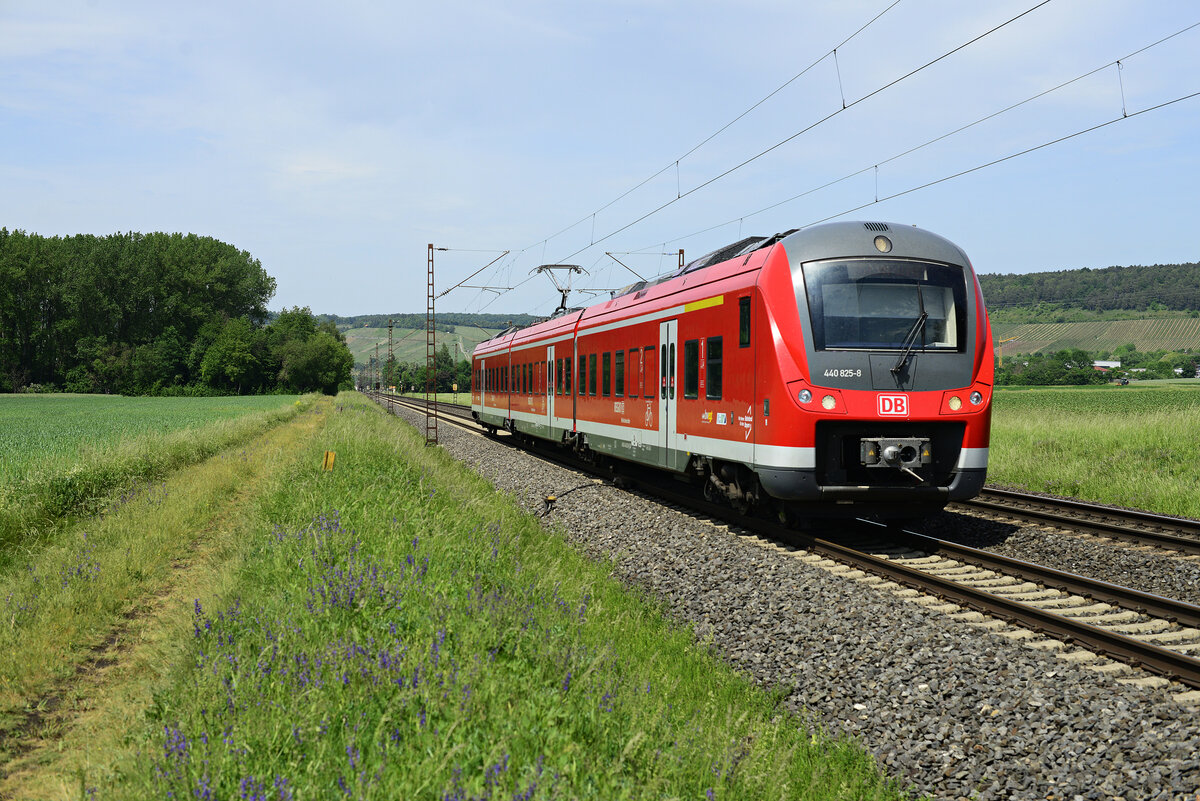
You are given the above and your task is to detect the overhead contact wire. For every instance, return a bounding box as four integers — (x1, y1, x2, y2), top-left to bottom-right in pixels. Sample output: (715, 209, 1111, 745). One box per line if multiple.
(518, 0, 906, 254)
(629, 18, 1200, 254)
(555, 0, 1054, 262)
(805, 89, 1200, 227)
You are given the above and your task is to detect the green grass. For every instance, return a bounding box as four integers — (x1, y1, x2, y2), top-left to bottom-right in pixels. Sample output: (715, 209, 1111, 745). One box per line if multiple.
(103, 392, 909, 800)
(0, 394, 308, 554)
(0, 394, 304, 484)
(990, 384, 1200, 516)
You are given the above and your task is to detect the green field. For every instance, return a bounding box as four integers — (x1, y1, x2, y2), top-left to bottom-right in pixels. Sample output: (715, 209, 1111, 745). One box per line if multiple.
(0, 394, 307, 554)
(990, 383, 1200, 516)
(0, 394, 303, 483)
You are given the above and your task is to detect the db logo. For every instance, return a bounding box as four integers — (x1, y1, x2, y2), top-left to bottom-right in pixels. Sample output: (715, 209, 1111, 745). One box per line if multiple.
(878, 394, 909, 416)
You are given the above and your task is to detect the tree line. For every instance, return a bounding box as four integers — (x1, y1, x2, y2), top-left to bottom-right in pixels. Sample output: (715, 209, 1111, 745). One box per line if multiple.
(0, 229, 352, 395)
(979, 261, 1200, 313)
(997, 344, 1200, 385)
(365, 343, 472, 394)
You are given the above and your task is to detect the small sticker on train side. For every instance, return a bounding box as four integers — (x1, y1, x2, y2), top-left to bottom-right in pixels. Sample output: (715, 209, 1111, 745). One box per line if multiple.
(878, 394, 909, 416)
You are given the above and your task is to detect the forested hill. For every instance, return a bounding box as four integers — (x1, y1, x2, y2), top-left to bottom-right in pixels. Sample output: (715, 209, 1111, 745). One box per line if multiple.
(978, 261, 1200, 312)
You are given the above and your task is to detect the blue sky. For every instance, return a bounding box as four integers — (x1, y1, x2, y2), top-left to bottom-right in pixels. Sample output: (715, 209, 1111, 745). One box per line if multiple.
(3, 1, 1198, 317)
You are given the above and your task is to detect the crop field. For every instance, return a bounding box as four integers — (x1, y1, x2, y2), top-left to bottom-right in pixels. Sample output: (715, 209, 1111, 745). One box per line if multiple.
(992, 317, 1200, 355)
(990, 383, 1200, 517)
(0, 394, 302, 484)
(0, 394, 307, 553)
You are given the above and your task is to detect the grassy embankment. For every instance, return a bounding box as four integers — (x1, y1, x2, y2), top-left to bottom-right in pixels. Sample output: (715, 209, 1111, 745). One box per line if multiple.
(5, 392, 910, 799)
(0, 395, 305, 558)
(990, 383, 1200, 517)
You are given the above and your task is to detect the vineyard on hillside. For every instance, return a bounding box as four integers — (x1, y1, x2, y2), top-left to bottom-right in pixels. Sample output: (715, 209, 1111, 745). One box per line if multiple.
(992, 317, 1200, 355)
(340, 326, 501, 366)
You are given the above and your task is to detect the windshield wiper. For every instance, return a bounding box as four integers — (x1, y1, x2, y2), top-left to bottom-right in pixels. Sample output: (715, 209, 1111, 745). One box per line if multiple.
(891, 310, 927, 375)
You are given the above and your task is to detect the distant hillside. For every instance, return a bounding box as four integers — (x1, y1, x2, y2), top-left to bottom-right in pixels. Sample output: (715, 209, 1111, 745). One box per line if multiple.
(319, 312, 539, 331)
(341, 326, 503, 368)
(321, 313, 543, 368)
(992, 318, 1200, 356)
(979, 261, 1200, 313)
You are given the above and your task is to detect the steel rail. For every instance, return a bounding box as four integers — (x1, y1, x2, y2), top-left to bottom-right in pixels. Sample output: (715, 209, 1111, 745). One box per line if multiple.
(801, 526, 1200, 690)
(884, 526, 1200, 629)
(958, 489, 1200, 556)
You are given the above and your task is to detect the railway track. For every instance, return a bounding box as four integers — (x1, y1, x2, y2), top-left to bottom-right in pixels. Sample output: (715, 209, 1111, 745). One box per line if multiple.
(957, 487, 1200, 556)
(369, 392, 1200, 692)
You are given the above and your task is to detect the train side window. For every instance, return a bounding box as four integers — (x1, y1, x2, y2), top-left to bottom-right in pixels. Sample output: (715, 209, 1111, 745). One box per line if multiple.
(588, 354, 598, 396)
(683, 339, 700, 399)
(528, 363, 533, 395)
(643, 346, 653, 398)
(602, 352, 611, 397)
(739, 297, 751, 348)
(669, 343, 676, 400)
(615, 350, 625, 397)
(631, 349, 639, 399)
(555, 359, 562, 395)
(660, 345, 667, 399)
(565, 357, 572, 395)
(579, 357, 587, 396)
(706, 336, 723, 400)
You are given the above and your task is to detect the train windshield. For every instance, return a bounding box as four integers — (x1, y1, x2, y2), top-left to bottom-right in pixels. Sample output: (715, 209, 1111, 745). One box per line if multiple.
(801, 259, 968, 351)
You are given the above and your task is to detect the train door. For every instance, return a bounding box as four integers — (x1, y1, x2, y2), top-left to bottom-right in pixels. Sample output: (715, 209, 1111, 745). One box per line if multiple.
(546, 345, 554, 430)
(658, 319, 678, 467)
(480, 358, 486, 408)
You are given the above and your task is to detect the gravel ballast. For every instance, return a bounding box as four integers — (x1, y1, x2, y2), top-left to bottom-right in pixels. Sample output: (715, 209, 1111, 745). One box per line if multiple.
(389, 403, 1200, 800)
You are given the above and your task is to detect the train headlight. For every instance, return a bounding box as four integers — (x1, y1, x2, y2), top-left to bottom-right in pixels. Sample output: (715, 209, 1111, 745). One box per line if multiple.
(948, 395, 962, 411)
(970, 390, 984, 405)
(874, 235, 892, 253)
(821, 395, 836, 410)
(798, 389, 812, 404)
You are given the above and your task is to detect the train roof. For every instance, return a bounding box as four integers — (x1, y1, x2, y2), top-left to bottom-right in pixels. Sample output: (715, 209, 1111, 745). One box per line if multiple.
(471, 221, 971, 358)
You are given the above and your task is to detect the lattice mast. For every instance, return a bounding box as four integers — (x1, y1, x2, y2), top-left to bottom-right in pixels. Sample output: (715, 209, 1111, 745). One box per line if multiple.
(387, 319, 394, 392)
(425, 244, 438, 445)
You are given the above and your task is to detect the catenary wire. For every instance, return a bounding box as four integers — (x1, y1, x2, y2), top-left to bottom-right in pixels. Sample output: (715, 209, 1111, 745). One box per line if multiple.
(519, 0, 907, 254)
(625, 18, 1200, 257)
(551, 1, 1054, 264)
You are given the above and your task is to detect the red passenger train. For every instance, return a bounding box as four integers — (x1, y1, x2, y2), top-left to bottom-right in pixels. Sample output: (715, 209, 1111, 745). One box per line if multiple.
(471, 221, 993, 520)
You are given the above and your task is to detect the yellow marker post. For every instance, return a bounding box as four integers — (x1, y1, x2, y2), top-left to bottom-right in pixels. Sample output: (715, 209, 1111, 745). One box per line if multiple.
(322, 451, 336, 471)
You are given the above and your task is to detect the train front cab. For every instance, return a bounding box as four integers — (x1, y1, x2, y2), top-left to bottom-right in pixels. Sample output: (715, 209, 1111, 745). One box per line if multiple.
(752, 223, 992, 517)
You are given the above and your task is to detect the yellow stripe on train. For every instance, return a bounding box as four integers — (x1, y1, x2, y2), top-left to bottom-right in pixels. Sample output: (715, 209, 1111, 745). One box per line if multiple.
(684, 294, 724, 313)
